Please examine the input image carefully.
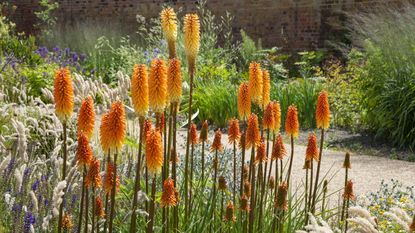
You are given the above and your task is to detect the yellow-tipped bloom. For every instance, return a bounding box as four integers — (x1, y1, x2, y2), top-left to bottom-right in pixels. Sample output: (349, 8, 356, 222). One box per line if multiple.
(224, 202, 236, 222)
(305, 133, 319, 162)
(77, 96, 95, 139)
(183, 14, 200, 66)
(248, 62, 263, 106)
(272, 134, 286, 161)
(200, 120, 209, 142)
(149, 59, 167, 113)
(131, 64, 149, 117)
(237, 82, 251, 120)
(271, 101, 281, 133)
(190, 123, 199, 145)
(160, 7, 177, 52)
(285, 105, 299, 138)
(85, 158, 102, 188)
(99, 101, 126, 152)
(263, 102, 275, 130)
(76, 132, 93, 168)
(160, 177, 178, 208)
(54, 67, 74, 122)
(167, 58, 182, 104)
(146, 129, 164, 176)
(246, 114, 260, 149)
(228, 118, 241, 144)
(262, 69, 270, 108)
(316, 91, 330, 129)
(210, 129, 223, 152)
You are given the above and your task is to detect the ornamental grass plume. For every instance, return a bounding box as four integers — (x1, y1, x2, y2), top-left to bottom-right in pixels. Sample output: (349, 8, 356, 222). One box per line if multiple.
(160, 178, 178, 208)
(238, 82, 251, 120)
(167, 58, 182, 104)
(248, 62, 263, 106)
(95, 196, 105, 218)
(190, 123, 198, 145)
(263, 102, 275, 130)
(54, 67, 74, 122)
(76, 132, 93, 168)
(285, 105, 299, 138)
(149, 59, 167, 114)
(272, 134, 287, 161)
(77, 96, 95, 139)
(316, 91, 330, 129)
(228, 118, 241, 144)
(271, 101, 281, 133)
(275, 182, 288, 211)
(103, 161, 120, 195)
(246, 114, 260, 149)
(99, 101, 126, 152)
(131, 64, 149, 117)
(255, 138, 267, 164)
(160, 7, 177, 57)
(262, 69, 270, 108)
(146, 129, 164, 176)
(183, 13, 200, 67)
(224, 202, 236, 222)
(343, 180, 355, 200)
(85, 158, 102, 188)
(210, 129, 223, 152)
(306, 133, 319, 162)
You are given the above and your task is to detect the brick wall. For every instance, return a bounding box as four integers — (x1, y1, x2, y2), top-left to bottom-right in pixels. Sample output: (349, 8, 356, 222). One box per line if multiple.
(6, 0, 403, 51)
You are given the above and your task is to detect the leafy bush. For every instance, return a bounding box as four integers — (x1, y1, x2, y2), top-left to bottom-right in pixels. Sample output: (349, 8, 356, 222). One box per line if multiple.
(349, 5, 415, 148)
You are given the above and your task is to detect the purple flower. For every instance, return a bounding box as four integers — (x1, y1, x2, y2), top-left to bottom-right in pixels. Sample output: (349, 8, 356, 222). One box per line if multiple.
(64, 47, 71, 56)
(79, 53, 86, 62)
(23, 212, 35, 233)
(31, 179, 40, 191)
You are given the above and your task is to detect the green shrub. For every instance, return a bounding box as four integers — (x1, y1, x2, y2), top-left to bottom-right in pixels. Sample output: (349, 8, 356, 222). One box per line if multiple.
(349, 5, 415, 148)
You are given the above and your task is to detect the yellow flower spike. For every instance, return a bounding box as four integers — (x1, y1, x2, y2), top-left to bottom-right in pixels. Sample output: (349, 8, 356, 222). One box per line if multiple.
(146, 129, 164, 176)
(237, 82, 251, 121)
(248, 62, 263, 106)
(316, 91, 330, 129)
(183, 13, 200, 67)
(54, 67, 74, 122)
(149, 59, 167, 113)
(167, 58, 182, 104)
(271, 101, 281, 133)
(160, 7, 177, 57)
(131, 64, 149, 117)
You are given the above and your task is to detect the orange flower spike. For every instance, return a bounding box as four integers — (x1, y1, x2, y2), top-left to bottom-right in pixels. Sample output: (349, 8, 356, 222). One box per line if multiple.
(237, 82, 251, 120)
(99, 101, 126, 152)
(224, 202, 236, 222)
(255, 138, 267, 164)
(54, 67, 74, 122)
(285, 105, 299, 138)
(76, 132, 93, 167)
(149, 59, 167, 113)
(95, 196, 105, 218)
(275, 182, 288, 211)
(271, 101, 281, 133)
(228, 118, 241, 144)
(104, 161, 120, 195)
(343, 180, 356, 200)
(77, 96, 95, 139)
(199, 120, 209, 142)
(167, 58, 182, 104)
(62, 213, 74, 229)
(160, 178, 178, 208)
(183, 13, 200, 66)
(262, 69, 270, 108)
(272, 134, 287, 161)
(240, 194, 250, 212)
(143, 119, 153, 145)
(146, 129, 164, 176)
(190, 123, 199, 145)
(85, 158, 102, 188)
(210, 129, 223, 152)
(246, 114, 260, 149)
(306, 133, 319, 162)
(131, 64, 149, 117)
(316, 91, 330, 129)
(263, 102, 275, 130)
(248, 62, 263, 106)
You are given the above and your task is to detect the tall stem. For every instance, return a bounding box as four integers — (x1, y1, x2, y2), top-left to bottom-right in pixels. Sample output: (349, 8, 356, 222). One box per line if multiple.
(232, 142, 237, 205)
(84, 167, 89, 233)
(92, 187, 96, 233)
(147, 176, 157, 233)
(304, 168, 309, 219)
(171, 103, 179, 232)
(240, 122, 246, 197)
(311, 129, 325, 214)
(130, 117, 144, 233)
(211, 150, 219, 230)
(248, 146, 256, 233)
(58, 121, 68, 233)
(103, 150, 110, 233)
(189, 143, 195, 212)
(286, 135, 295, 187)
(108, 150, 118, 233)
(78, 168, 86, 233)
(341, 168, 349, 222)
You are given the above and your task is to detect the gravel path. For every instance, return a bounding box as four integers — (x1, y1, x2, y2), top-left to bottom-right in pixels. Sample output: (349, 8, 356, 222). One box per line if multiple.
(177, 130, 415, 196)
